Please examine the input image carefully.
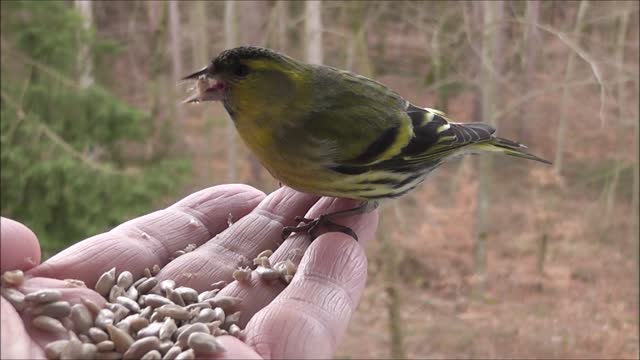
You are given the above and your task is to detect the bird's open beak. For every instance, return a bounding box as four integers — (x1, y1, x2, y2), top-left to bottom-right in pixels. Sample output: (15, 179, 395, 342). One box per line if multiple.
(182, 66, 209, 81)
(181, 66, 225, 104)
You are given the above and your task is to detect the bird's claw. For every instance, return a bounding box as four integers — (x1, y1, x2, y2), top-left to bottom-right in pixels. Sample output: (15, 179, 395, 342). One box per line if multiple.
(282, 215, 358, 241)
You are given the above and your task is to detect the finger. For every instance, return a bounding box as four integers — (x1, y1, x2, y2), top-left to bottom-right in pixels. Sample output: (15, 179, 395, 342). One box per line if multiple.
(28, 185, 265, 287)
(154, 187, 320, 291)
(231, 231, 373, 359)
(18, 278, 106, 349)
(1, 297, 45, 359)
(1, 217, 41, 272)
(214, 196, 377, 326)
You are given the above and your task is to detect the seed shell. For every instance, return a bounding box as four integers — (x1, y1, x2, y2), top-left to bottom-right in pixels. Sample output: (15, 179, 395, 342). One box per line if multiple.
(32, 315, 67, 334)
(95, 268, 117, 297)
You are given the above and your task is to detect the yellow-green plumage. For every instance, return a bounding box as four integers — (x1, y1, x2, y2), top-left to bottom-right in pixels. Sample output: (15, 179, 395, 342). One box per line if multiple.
(185, 46, 550, 201)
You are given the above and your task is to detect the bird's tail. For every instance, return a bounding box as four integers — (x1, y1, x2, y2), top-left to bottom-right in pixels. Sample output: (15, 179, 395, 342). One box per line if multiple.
(472, 137, 552, 164)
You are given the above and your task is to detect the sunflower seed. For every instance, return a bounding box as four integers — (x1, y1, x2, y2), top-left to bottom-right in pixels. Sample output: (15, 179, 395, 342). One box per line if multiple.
(33, 300, 71, 319)
(191, 308, 215, 323)
(151, 264, 161, 276)
(95, 351, 123, 360)
(228, 323, 243, 339)
(159, 318, 177, 341)
(223, 311, 241, 329)
(173, 287, 198, 305)
(162, 346, 182, 360)
(149, 311, 163, 323)
(187, 332, 225, 354)
(81, 298, 102, 316)
(174, 349, 195, 360)
(140, 306, 153, 319)
(96, 340, 115, 352)
(207, 296, 241, 312)
(166, 288, 185, 306)
(59, 339, 83, 360)
(156, 304, 191, 321)
(127, 315, 150, 333)
(132, 277, 148, 288)
(78, 343, 98, 359)
(25, 289, 62, 304)
(79, 334, 91, 343)
(110, 303, 130, 322)
(109, 285, 125, 303)
(159, 280, 175, 293)
(137, 321, 163, 339)
(69, 304, 92, 334)
(123, 336, 160, 360)
(2, 269, 25, 287)
(107, 324, 134, 353)
(142, 294, 174, 308)
(273, 261, 287, 275)
(89, 327, 109, 343)
(95, 309, 115, 330)
(116, 271, 134, 290)
(197, 290, 218, 303)
(232, 267, 252, 283)
(116, 321, 131, 333)
(256, 266, 279, 281)
(184, 302, 211, 311)
(158, 341, 173, 355)
(210, 281, 226, 290)
(64, 279, 87, 288)
(69, 330, 80, 341)
(95, 268, 117, 297)
(137, 278, 158, 295)
(44, 339, 69, 360)
(176, 323, 209, 348)
(125, 285, 139, 301)
(117, 296, 141, 313)
(1, 287, 25, 311)
(256, 249, 273, 259)
(253, 257, 271, 268)
(32, 315, 67, 334)
(141, 350, 162, 360)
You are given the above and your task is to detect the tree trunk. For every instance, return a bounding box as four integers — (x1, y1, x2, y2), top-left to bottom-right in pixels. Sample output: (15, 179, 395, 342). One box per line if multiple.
(74, 0, 94, 89)
(239, 0, 269, 188)
(225, 0, 238, 183)
(518, 0, 540, 143)
(554, 1, 589, 175)
(305, 0, 323, 64)
(168, 0, 185, 152)
(473, 0, 504, 299)
(191, 1, 209, 66)
(382, 206, 406, 359)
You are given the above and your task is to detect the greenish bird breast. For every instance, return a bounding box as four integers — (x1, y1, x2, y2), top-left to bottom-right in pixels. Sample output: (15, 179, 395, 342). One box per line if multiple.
(226, 63, 414, 197)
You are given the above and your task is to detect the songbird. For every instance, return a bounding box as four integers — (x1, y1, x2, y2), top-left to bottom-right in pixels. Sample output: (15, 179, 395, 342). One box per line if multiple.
(182, 46, 550, 240)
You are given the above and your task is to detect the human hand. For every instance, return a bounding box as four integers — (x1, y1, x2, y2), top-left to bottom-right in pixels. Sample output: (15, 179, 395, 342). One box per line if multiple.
(1, 185, 378, 359)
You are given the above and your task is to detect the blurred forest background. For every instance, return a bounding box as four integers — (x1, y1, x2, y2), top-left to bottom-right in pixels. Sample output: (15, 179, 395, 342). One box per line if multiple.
(1, 0, 638, 358)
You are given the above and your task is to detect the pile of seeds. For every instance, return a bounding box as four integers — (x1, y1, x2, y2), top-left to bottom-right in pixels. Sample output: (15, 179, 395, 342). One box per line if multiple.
(1, 248, 300, 360)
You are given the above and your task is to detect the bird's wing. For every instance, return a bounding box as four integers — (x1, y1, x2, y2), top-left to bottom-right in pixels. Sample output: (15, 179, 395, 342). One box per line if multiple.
(330, 103, 495, 175)
(294, 65, 414, 167)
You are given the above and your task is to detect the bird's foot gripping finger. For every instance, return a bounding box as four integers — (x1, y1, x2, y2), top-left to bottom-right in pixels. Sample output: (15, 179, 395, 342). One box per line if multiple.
(282, 215, 359, 241)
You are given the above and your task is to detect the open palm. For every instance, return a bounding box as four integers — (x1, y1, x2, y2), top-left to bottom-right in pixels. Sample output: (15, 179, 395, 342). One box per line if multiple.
(1, 185, 378, 359)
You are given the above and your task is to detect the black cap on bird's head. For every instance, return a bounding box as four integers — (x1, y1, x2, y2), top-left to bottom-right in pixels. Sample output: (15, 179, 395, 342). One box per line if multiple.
(182, 46, 288, 103)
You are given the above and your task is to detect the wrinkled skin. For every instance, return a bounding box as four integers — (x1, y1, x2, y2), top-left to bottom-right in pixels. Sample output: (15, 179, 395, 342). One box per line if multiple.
(1, 185, 378, 359)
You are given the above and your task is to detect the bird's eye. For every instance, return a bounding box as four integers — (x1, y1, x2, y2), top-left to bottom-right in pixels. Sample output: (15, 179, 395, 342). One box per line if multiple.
(233, 64, 250, 77)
